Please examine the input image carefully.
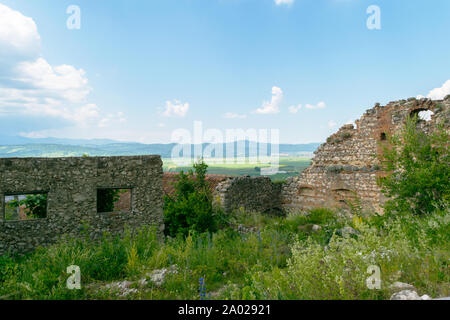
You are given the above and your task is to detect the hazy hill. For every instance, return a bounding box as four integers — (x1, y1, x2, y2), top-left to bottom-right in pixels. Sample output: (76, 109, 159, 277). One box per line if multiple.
(0, 136, 320, 158)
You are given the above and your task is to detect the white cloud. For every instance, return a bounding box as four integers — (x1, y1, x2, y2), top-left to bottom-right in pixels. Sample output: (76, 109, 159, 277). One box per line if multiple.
(274, 0, 294, 6)
(15, 57, 91, 103)
(72, 104, 100, 125)
(0, 3, 40, 60)
(328, 120, 337, 128)
(424, 80, 450, 100)
(0, 3, 125, 137)
(223, 112, 247, 119)
(97, 111, 126, 128)
(288, 104, 302, 114)
(255, 86, 283, 115)
(162, 100, 189, 117)
(305, 101, 326, 110)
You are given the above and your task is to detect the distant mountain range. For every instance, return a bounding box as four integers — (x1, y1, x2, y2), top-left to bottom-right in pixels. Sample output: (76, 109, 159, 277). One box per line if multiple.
(0, 135, 119, 146)
(0, 135, 321, 158)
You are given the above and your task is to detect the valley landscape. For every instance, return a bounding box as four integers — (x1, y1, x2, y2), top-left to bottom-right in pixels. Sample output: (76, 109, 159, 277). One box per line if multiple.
(0, 0, 449, 309)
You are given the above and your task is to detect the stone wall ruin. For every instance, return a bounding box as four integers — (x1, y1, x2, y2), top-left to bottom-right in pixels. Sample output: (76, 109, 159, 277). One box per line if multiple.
(282, 95, 450, 214)
(214, 176, 283, 215)
(0, 155, 163, 255)
(1, 95, 448, 255)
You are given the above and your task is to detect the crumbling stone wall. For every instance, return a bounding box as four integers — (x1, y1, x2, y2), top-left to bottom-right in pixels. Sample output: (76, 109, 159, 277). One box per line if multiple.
(163, 173, 283, 215)
(215, 176, 283, 215)
(282, 95, 450, 214)
(0, 155, 163, 256)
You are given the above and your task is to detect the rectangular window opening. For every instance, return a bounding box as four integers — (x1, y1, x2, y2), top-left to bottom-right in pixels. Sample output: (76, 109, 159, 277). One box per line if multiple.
(3, 192, 48, 221)
(97, 188, 132, 213)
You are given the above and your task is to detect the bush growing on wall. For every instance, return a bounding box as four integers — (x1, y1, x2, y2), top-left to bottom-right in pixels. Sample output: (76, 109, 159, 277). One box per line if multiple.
(378, 115, 450, 215)
(163, 160, 223, 237)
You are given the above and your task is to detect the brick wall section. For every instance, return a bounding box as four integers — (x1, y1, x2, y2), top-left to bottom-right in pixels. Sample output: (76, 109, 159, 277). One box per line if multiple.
(0, 155, 163, 256)
(282, 96, 450, 214)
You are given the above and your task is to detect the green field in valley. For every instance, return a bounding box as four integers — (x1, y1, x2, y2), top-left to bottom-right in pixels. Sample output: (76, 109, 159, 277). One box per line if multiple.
(163, 157, 312, 181)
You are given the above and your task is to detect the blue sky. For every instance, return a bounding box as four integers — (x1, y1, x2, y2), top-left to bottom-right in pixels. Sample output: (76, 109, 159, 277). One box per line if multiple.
(0, 0, 449, 143)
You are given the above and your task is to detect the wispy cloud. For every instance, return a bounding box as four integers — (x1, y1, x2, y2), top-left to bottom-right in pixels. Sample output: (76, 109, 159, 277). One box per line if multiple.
(223, 112, 247, 119)
(288, 104, 302, 114)
(305, 101, 326, 110)
(162, 100, 189, 117)
(254, 86, 283, 115)
(274, 0, 294, 6)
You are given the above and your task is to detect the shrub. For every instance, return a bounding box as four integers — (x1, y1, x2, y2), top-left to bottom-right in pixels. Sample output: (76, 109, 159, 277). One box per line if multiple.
(378, 115, 449, 215)
(9, 194, 47, 219)
(0, 225, 160, 300)
(229, 211, 449, 300)
(0, 256, 17, 284)
(164, 160, 224, 237)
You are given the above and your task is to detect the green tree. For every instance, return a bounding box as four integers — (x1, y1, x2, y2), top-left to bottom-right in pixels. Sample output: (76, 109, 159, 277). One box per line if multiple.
(163, 159, 221, 237)
(97, 189, 121, 212)
(378, 115, 449, 215)
(9, 194, 47, 219)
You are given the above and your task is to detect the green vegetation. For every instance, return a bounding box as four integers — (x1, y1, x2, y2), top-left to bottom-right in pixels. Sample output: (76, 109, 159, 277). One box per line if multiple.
(164, 160, 226, 238)
(378, 115, 449, 215)
(7, 194, 47, 220)
(0, 206, 448, 300)
(0, 119, 448, 300)
(97, 189, 121, 213)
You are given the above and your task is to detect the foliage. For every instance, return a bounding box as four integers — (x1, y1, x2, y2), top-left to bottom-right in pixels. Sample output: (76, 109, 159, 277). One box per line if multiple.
(97, 189, 121, 213)
(378, 115, 450, 215)
(0, 256, 18, 284)
(0, 226, 159, 299)
(163, 159, 225, 237)
(0, 207, 448, 300)
(229, 210, 449, 300)
(9, 194, 47, 219)
(1, 143, 449, 300)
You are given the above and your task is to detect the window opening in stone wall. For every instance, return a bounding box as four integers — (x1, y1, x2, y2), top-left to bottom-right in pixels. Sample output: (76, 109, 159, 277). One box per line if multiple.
(3, 193, 48, 221)
(97, 188, 132, 213)
(418, 110, 434, 122)
(380, 132, 387, 141)
(410, 109, 434, 122)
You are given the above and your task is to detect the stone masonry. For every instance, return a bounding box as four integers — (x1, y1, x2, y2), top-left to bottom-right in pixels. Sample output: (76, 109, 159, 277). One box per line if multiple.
(215, 176, 283, 215)
(282, 95, 450, 214)
(0, 155, 163, 256)
(163, 173, 283, 215)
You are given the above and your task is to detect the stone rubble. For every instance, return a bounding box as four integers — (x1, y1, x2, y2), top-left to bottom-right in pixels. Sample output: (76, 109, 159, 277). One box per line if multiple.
(102, 265, 179, 297)
(390, 290, 432, 300)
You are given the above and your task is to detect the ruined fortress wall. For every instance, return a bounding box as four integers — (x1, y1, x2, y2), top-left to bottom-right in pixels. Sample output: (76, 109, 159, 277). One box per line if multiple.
(163, 173, 283, 215)
(282, 95, 450, 214)
(215, 176, 283, 215)
(0, 155, 163, 255)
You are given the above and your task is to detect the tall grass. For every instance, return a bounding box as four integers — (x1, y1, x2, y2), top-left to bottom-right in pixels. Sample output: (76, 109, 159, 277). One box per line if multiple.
(225, 209, 449, 300)
(0, 208, 448, 300)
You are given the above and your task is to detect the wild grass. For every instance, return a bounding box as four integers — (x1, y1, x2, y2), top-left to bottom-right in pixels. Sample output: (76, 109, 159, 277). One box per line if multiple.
(0, 207, 448, 300)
